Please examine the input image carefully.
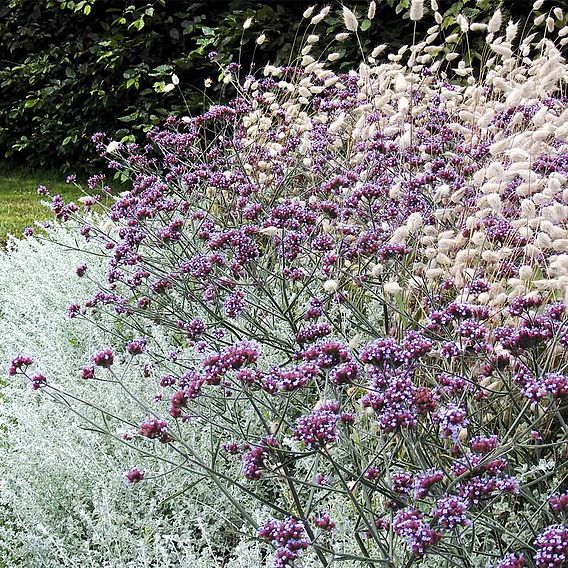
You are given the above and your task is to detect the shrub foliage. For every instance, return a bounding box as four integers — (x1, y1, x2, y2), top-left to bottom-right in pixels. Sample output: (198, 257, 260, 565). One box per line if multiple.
(0, 0, 522, 169)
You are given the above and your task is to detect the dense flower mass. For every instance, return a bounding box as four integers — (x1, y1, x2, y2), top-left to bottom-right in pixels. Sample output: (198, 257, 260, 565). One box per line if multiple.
(7, 3, 568, 567)
(534, 525, 568, 568)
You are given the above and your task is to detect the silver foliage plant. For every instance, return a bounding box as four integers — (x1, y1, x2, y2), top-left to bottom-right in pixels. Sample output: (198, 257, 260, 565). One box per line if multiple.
(6, 3, 568, 567)
(0, 230, 275, 567)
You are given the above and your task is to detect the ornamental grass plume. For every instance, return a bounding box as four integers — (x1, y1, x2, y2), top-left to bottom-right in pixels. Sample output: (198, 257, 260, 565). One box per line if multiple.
(7, 4, 568, 567)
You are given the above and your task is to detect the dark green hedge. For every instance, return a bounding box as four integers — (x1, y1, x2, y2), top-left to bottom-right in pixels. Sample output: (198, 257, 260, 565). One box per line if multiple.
(0, 0, 529, 170)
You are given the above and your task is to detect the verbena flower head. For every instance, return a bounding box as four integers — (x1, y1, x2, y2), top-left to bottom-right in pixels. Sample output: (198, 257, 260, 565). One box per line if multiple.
(533, 524, 568, 568)
(92, 347, 114, 368)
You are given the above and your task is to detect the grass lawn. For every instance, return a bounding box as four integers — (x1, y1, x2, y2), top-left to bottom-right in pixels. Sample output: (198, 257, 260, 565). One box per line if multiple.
(0, 167, 84, 244)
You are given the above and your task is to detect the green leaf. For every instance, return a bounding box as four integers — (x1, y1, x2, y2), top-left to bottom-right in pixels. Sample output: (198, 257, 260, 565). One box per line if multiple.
(360, 19, 371, 32)
(129, 18, 145, 31)
(118, 111, 139, 122)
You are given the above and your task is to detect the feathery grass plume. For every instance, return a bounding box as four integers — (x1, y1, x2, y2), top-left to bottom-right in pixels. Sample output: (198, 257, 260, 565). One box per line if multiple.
(367, 1, 376, 20)
(302, 6, 315, 19)
(342, 6, 358, 32)
(488, 8, 502, 33)
(456, 14, 469, 33)
(310, 6, 330, 25)
(409, 0, 424, 21)
(546, 16, 555, 33)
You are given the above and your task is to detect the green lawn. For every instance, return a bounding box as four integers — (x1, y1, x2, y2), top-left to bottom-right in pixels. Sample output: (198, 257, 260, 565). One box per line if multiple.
(0, 168, 84, 243)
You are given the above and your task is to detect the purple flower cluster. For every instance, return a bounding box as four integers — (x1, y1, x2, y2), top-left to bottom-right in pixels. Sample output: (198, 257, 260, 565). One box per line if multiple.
(293, 400, 351, 449)
(433, 404, 468, 441)
(313, 511, 336, 531)
(30, 17, 568, 568)
(138, 418, 171, 443)
(8, 354, 34, 375)
(92, 348, 115, 368)
(258, 517, 310, 567)
(201, 340, 260, 384)
(295, 322, 331, 345)
(432, 495, 470, 529)
(223, 289, 246, 318)
(30, 372, 47, 390)
(414, 470, 445, 499)
(241, 446, 267, 480)
(361, 367, 419, 432)
(393, 508, 442, 556)
(264, 363, 319, 393)
(493, 553, 526, 568)
(522, 373, 568, 403)
(534, 524, 568, 568)
(550, 491, 568, 513)
(125, 466, 145, 484)
(126, 338, 147, 356)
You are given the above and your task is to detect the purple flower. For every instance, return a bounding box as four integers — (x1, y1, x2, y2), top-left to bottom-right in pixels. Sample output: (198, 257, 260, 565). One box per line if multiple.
(314, 511, 336, 531)
(433, 404, 468, 440)
(534, 524, 568, 568)
(470, 435, 499, 455)
(178, 318, 206, 340)
(201, 340, 260, 384)
(258, 517, 310, 567)
(268, 363, 319, 393)
(66, 303, 82, 318)
(330, 360, 360, 385)
(295, 322, 331, 345)
(223, 289, 246, 318)
(402, 331, 433, 361)
(492, 553, 526, 568)
(241, 446, 267, 480)
(30, 372, 47, 390)
(125, 466, 145, 484)
(76, 264, 88, 277)
(301, 340, 350, 369)
(126, 338, 147, 356)
(92, 348, 115, 368)
(314, 473, 329, 486)
(360, 337, 404, 368)
(414, 469, 444, 499)
(432, 495, 470, 530)
(8, 354, 34, 376)
(361, 367, 418, 432)
(522, 373, 568, 402)
(138, 418, 171, 443)
(293, 400, 342, 449)
(393, 508, 442, 556)
(550, 491, 568, 513)
(392, 471, 414, 495)
(508, 294, 543, 316)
